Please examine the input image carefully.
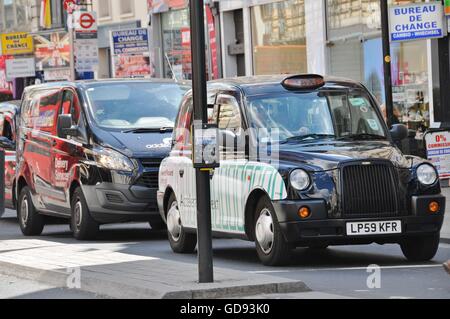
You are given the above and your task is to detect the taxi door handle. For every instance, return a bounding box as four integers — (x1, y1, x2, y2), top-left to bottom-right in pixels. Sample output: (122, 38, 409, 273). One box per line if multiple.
(179, 169, 184, 178)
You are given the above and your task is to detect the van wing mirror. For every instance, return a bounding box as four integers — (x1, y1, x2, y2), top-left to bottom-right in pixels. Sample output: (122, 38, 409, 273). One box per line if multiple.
(57, 114, 79, 138)
(0, 136, 15, 150)
(390, 124, 408, 141)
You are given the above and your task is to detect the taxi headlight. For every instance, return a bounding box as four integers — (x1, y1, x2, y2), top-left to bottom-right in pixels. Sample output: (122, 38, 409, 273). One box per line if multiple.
(94, 148, 135, 172)
(417, 164, 438, 186)
(290, 169, 311, 191)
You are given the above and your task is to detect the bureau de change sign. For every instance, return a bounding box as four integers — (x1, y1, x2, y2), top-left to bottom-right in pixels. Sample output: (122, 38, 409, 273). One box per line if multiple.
(111, 28, 149, 55)
(389, 2, 446, 42)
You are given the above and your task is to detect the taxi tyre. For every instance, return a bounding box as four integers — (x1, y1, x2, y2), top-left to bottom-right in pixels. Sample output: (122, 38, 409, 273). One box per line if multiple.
(400, 233, 440, 262)
(166, 193, 197, 254)
(71, 187, 99, 240)
(18, 186, 44, 236)
(254, 196, 292, 266)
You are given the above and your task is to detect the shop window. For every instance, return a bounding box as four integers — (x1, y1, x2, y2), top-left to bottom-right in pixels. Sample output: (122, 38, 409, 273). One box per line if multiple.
(326, 0, 381, 31)
(251, 0, 307, 75)
(161, 8, 192, 80)
(98, 0, 111, 19)
(120, 0, 134, 16)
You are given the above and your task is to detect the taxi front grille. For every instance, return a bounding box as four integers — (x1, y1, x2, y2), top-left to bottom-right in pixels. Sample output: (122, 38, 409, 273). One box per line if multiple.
(341, 162, 399, 218)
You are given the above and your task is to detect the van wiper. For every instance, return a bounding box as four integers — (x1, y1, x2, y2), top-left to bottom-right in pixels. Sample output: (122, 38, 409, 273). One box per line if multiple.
(123, 127, 173, 133)
(282, 134, 336, 143)
(339, 133, 386, 141)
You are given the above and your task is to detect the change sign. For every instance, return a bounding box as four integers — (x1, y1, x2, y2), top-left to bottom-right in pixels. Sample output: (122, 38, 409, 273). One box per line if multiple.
(1, 32, 34, 55)
(111, 28, 149, 55)
(389, 3, 446, 42)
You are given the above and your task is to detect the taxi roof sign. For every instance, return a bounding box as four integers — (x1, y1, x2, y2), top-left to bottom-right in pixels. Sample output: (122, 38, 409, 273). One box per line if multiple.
(282, 74, 325, 90)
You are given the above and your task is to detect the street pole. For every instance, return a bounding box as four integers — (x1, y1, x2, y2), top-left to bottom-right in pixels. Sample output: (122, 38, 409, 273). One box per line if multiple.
(69, 16, 76, 81)
(189, 0, 214, 283)
(380, 0, 394, 127)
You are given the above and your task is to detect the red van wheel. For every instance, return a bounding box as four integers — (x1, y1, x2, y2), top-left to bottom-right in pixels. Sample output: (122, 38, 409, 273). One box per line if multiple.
(17, 186, 44, 236)
(70, 187, 99, 240)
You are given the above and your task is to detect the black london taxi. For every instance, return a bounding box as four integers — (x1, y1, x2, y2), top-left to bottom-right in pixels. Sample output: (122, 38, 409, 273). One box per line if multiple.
(0, 100, 20, 214)
(16, 79, 189, 239)
(158, 74, 446, 266)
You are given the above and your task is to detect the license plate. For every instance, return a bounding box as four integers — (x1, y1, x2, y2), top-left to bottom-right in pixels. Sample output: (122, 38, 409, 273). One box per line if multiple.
(346, 220, 402, 236)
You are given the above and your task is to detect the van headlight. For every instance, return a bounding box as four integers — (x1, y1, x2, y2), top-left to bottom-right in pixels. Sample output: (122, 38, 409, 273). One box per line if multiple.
(94, 148, 135, 172)
(290, 169, 311, 191)
(417, 164, 438, 186)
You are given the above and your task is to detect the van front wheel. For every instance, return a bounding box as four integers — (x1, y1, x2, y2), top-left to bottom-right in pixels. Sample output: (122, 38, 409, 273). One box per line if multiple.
(18, 186, 44, 236)
(254, 197, 292, 266)
(71, 187, 99, 240)
(166, 193, 197, 253)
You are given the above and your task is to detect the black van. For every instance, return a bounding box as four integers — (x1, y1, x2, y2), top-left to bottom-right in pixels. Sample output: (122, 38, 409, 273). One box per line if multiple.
(16, 79, 189, 239)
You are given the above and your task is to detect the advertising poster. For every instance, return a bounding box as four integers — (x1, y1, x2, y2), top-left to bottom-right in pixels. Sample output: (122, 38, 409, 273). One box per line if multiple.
(0, 32, 34, 55)
(34, 32, 71, 70)
(113, 54, 151, 78)
(445, 0, 450, 15)
(110, 28, 152, 78)
(425, 131, 450, 179)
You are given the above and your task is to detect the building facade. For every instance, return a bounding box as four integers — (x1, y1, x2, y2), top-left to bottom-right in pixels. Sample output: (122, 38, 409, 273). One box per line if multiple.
(92, 0, 149, 78)
(147, 0, 438, 157)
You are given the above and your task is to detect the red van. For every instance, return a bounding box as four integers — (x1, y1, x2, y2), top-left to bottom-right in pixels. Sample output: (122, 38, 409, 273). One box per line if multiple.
(0, 101, 19, 214)
(15, 79, 189, 239)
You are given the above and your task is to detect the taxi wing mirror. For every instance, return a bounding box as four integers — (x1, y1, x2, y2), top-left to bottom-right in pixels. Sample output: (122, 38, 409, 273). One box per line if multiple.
(0, 136, 15, 150)
(57, 114, 80, 138)
(390, 124, 408, 141)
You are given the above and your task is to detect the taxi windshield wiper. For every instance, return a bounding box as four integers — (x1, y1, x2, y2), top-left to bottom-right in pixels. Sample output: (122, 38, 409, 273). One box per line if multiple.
(339, 133, 386, 141)
(282, 134, 336, 143)
(122, 127, 173, 134)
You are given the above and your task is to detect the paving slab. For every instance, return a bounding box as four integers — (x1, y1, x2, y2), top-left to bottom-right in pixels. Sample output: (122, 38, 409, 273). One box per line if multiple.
(0, 239, 310, 299)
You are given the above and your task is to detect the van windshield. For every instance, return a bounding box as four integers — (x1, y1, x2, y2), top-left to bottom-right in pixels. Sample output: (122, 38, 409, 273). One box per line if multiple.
(85, 82, 189, 130)
(247, 90, 387, 143)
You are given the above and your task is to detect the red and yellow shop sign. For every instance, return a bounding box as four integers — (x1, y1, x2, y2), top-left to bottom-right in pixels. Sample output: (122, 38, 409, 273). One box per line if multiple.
(1, 32, 34, 55)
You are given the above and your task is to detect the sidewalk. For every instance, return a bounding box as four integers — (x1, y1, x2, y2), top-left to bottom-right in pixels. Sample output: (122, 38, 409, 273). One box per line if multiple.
(442, 188, 450, 243)
(0, 238, 310, 299)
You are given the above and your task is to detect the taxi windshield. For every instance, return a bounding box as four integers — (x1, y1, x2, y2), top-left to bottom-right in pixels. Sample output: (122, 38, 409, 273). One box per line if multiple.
(247, 90, 387, 143)
(85, 82, 189, 131)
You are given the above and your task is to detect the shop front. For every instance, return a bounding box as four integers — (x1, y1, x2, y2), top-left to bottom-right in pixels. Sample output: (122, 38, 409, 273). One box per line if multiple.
(148, 0, 221, 80)
(326, 0, 433, 158)
(218, 0, 326, 78)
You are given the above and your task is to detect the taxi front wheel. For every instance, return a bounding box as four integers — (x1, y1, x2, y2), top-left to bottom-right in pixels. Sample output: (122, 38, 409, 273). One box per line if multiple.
(166, 193, 197, 254)
(71, 187, 99, 240)
(254, 197, 292, 266)
(400, 233, 440, 262)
